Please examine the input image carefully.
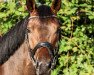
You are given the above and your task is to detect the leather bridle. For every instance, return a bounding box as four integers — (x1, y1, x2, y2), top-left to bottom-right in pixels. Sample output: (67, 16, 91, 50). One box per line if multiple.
(25, 15, 60, 75)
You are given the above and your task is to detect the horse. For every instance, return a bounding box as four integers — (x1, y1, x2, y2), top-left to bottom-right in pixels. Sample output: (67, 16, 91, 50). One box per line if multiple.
(0, 0, 61, 75)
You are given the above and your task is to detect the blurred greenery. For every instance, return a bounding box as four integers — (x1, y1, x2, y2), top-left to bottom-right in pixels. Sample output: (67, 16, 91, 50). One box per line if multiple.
(0, 0, 94, 75)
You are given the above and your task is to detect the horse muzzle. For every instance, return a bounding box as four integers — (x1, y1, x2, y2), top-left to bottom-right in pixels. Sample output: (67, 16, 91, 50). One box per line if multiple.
(29, 42, 57, 74)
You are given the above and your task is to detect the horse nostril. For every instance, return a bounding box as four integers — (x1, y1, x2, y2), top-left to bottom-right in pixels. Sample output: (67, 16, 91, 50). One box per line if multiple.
(35, 61, 52, 75)
(48, 61, 51, 68)
(36, 61, 52, 69)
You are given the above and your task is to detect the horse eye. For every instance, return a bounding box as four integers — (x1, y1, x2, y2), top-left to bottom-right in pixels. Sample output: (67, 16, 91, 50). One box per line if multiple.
(56, 29, 60, 34)
(27, 29, 31, 33)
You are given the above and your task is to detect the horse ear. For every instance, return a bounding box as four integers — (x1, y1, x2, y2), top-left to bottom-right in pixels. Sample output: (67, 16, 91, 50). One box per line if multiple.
(26, 0, 36, 12)
(51, 0, 61, 14)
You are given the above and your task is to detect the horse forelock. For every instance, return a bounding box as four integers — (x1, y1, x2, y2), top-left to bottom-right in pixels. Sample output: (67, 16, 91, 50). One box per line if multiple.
(37, 5, 53, 17)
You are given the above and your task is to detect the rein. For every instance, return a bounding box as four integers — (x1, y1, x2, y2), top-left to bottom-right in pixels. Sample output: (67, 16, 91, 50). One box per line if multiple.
(25, 15, 59, 75)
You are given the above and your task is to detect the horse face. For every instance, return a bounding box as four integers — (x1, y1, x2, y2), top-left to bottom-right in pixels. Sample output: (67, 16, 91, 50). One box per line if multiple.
(26, 0, 61, 74)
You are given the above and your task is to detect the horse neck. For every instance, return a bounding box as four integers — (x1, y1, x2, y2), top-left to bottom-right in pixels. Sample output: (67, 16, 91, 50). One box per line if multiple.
(1, 40, 36, 75)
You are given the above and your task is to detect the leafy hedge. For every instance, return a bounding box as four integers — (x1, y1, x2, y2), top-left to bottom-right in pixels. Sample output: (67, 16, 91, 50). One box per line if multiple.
(0, 1, 27, 35)
(0, 0, 94, 75)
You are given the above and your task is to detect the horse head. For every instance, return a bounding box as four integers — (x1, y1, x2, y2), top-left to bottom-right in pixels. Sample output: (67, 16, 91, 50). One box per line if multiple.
(26, 0, 61, 74)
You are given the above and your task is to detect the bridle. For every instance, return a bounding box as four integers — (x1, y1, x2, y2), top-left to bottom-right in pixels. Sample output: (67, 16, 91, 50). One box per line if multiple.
(28, 15, 57, 19)
(25, 15, 60, 75)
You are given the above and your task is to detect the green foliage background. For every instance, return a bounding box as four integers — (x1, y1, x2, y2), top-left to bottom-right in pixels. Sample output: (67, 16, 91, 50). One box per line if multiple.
(0, 0, 94, 75)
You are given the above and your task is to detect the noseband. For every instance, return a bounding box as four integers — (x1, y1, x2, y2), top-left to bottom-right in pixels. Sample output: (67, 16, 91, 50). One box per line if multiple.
(29, 42, 54, 63)
(25, 15, 59, 74)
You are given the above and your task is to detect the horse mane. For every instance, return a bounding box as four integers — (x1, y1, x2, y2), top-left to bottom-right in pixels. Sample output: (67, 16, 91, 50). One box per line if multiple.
(0, 16, 29, 65)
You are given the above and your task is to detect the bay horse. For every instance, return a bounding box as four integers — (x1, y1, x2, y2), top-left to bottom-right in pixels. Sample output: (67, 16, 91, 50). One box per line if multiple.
(0, 0, 61, 75)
